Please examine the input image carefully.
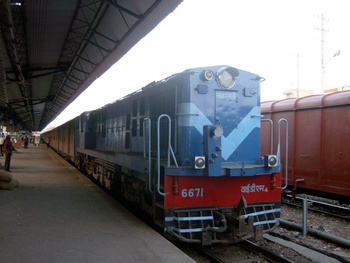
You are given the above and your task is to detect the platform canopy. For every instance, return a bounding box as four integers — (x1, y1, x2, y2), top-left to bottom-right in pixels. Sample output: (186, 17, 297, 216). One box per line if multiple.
(0, 0, 182, 132)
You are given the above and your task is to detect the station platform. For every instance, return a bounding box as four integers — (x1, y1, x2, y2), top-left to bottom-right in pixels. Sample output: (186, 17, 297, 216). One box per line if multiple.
(0, 144, 195, 263)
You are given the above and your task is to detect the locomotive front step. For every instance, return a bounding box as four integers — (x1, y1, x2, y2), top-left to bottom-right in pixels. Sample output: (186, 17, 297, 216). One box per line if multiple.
(165, 207, 227, 245)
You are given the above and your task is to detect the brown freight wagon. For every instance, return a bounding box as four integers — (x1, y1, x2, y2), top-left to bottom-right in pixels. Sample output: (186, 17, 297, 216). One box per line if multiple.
(261, 90, 350, 203)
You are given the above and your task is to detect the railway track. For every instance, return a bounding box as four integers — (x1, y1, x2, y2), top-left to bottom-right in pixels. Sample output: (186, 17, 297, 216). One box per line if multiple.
(192, 245, 226, 263)
(240, 240, 295, 263)
(186, 240, 300, 263)
(283, 195, 350, 220)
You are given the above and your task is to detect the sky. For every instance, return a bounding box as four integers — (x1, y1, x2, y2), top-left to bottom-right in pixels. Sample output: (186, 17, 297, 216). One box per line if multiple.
(43, 0, 350, 131)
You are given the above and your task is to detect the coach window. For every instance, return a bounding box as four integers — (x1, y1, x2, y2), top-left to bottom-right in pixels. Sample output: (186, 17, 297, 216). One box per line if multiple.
(139, 117, 144, 137)
(126, 114, 131, 130)
(133, 99, 137, 116)
(132, 119, 137, 137)
(80, 115, 84, 132)
(140, 97, 145, 115)
(125, 114, 131, 149)
(132, 100, 137, 137)
(139, 98, 146, 137)
(98, 110, 106, 137)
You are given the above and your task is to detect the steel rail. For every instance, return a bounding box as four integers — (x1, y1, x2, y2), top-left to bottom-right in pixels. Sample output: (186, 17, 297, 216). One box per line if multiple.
(283, 195, 350, 220)
(241, 240, 295, 263)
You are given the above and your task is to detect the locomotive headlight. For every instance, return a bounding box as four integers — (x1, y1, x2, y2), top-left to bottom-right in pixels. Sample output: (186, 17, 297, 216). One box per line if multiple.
(203, 70, 214, 81)
(212, 126, 224, 137)
(216, 67, 239, 89)
(194, 156, 206, 169)
(264, 155, 278, 167)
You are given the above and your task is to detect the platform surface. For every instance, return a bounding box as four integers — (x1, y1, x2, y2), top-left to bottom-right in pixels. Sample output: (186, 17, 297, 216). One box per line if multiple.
(0, 144, 195, 263)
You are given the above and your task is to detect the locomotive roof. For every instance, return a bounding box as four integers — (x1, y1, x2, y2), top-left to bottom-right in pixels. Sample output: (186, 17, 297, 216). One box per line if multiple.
(87, 65, 261, 114)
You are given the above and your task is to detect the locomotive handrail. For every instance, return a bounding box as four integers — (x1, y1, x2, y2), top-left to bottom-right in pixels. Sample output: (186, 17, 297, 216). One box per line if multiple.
(261, 119, 274, 154)
(251, 114, 264, 118)
(157, 114, 179, 196)
(143, 118, 151, 159)
(175, 113, 199, 116)
(277, 118, 288, 190)
(143, 118, 153, 193)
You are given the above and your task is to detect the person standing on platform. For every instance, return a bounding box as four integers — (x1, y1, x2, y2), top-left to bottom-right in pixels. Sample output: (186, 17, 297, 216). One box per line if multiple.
(3, 135, 13, 172)
(0, 133, 4, 156)
(24, 135, 29, 149)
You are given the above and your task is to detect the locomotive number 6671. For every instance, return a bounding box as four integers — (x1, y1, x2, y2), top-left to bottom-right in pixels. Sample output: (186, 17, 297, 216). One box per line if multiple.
(45, 65, 283, 245)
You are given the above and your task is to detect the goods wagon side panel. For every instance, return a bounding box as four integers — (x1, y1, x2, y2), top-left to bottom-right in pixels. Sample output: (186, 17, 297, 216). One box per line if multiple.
(321, 103, 350, 196)
(294, 108, 321, 190)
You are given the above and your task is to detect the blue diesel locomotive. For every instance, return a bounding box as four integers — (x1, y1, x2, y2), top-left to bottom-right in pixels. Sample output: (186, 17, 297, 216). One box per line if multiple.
(44, 65, 282, 245)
